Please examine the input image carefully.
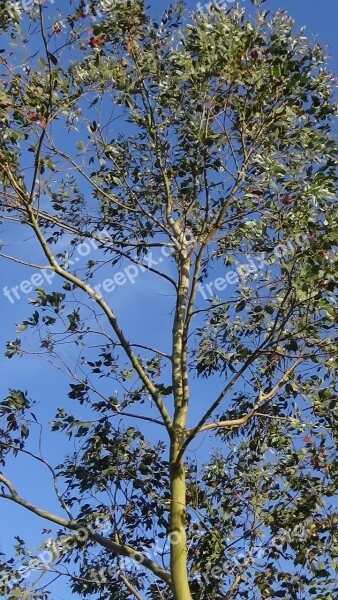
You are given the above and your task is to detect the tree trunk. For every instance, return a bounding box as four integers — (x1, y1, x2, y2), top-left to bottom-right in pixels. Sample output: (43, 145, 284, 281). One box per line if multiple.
(170, 445, 192, 600)
(170, 252, 192, 599)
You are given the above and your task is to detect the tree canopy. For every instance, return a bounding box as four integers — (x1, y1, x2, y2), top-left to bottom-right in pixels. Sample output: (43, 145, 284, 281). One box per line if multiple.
(0, 1, 338, 599)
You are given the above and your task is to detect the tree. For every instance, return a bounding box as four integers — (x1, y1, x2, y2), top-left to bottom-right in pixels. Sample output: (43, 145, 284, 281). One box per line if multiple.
(0, 1, 337, 598)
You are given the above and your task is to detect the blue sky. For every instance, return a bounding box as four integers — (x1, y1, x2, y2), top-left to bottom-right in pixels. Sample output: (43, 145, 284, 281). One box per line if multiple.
(0, 0, 337, 598)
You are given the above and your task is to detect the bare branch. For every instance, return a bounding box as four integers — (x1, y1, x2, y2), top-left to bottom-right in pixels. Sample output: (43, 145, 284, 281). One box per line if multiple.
(0, 473, 18, 496)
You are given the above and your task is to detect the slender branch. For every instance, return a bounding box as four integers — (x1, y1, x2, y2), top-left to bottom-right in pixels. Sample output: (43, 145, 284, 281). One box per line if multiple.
(181, 358, 302, 456)
(193, 405, 259, 434)
(1, 163, 174, 436)
(178, 356, 258, 459)
(48, 143, 175, 244)
(0, 472, 18, 496)
(130, 344, 172, 361)
(224, 574, 242, 599)
(0, 442, 73, 520)
(0, 252, 50, 270)
(178, 281, 298, 459)
(48, 147, 138, 213)
(0, 474, 171, 586)
(119, 572, 144, 600)
(116, 533, 144, 600)
(4, 203, 178, 290)
(30, 206, 172, 250)
(27, 3, 51, 209)
(118, 411, 166, 428)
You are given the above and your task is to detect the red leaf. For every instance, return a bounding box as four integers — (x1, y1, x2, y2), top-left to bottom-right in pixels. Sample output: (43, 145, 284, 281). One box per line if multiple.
(90, 36, 106, 47)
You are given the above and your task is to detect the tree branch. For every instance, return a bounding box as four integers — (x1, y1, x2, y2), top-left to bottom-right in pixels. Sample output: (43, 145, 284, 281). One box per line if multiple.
(0, 474, 171, 586)
(181, 358, 302, 452)
(178, 281, 299, 459)
(224, 574, 242, 599)
(0, 163, 174, 437)
(0, 442, 73, 520)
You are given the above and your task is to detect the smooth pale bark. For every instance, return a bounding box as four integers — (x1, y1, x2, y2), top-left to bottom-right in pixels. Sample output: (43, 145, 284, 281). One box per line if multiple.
(170, 446, 192, 600)
(170, 253, 192, 600)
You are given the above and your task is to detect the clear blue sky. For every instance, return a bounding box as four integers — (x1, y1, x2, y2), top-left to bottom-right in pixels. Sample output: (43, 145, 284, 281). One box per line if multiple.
(0, 1, 337, 598)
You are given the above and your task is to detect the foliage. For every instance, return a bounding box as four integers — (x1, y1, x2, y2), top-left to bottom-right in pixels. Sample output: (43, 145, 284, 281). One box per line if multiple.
(0, 1, 337, 599)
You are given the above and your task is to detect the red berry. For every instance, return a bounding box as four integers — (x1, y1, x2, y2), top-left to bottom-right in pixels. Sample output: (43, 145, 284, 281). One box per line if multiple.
(251, 49, 259, 60)
(281, 194, 293, 205)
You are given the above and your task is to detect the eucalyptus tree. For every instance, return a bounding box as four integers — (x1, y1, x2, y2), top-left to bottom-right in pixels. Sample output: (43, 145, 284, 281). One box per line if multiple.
(0, 1, 338, 599)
